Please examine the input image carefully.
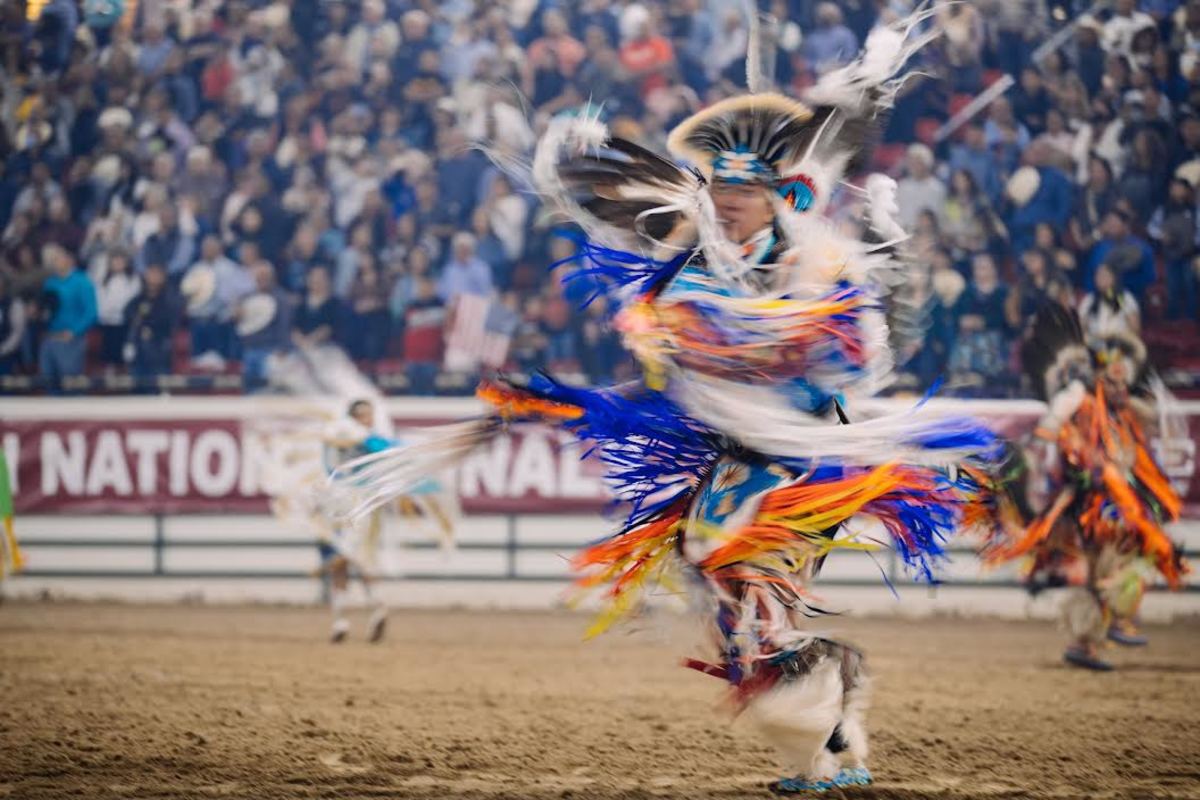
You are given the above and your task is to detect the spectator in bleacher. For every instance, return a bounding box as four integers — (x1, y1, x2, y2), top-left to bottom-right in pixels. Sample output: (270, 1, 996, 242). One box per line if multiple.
(185, 235, 253, 362)
(13, 162, 63, 219)
(936, 1, 986, 92)
(1007, 248, 1061, 334)
(438, 232, 494, 306)
(1149, 176, 1199, 320)
(388, 245, 431, 326)
(540, 278, 578, 369)
(803, 3, 858, 76)
(1084, 208, 1157, 300)
(1011, 67, 1052, 135)
(470, 208, 511, 290)
(39, 244, 97, 388)
(1034, 221, 1079, 283)
(434, 128, 487, 228)
(1070, 155, 1117, 257)
(984, 97, 1031, 176)
(335, 223, 376, 300)
(177, 146, 227, 227)
(137, 205, 196, 279)
(667, 0, 716, 92)
(979, 0, 1048, 78)
(125, 262, 176, 385)
(707, 9, 749, 86)
(1115, 127, 1169, 224)
(1034, 108, 1078, 174)
(1104, 0, 1157, 56)
(90, 247, 140, 369)
(913, 250, 966, 387)
(283, 224, 326, 295)
(1005, 150, 1075, 254)
(949, 252, 1012, 393)
(402, 276, 446, 394)
(0, 273, 26, 375)
(293, 264, 342, 352)
(1072, 16, 1108, 98)
(41, 198, 84, 257)
(1079, 262, 1142, 343)
(896, 144, 946, 230)
(618, 12, 676, 102)
(578, 296, 623, 383)
(345, 254, 390, 362)
(528, 9, 588, 80)
(511, 295, 549, 374)
(946, 122, 1004, 203)
(411, 178, 457, 252)
(238, 261, 293, 389)
(942, 168, 1007, 259)
(346, 0, 401, 76)
(482, 174, 528, 265)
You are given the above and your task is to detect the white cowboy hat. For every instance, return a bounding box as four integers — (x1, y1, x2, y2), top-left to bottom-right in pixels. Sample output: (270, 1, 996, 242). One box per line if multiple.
(1006, 166, 1041, 208)
(181, 265, 217, 314)
(1176, 159, 1200, 189)
(237, 292, 279, 337)
(98, 106, 133, 130)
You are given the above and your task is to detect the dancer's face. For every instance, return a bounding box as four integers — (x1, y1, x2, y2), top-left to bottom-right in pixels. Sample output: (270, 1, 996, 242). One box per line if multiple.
(710, 181, 774, 244)
(351, 402, 374, 428)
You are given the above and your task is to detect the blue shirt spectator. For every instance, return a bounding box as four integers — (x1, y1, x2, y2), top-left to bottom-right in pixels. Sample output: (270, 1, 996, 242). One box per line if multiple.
(437, 233, 494, 304)
(802, 3, 858, 74)
(44, 261, 98, 337)
(947, 124, 1004, 203)
(137, 22, 176, 78)
(1085, 210, 1158, 299)
(39, 244, 97, 389)
(1007, 165, 1075, 254)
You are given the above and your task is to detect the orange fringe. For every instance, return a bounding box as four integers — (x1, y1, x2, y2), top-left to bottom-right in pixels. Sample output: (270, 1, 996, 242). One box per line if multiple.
(996, 383, 1186, 587)
(697, 463, 922, 572)
(477, 381, 585, 421)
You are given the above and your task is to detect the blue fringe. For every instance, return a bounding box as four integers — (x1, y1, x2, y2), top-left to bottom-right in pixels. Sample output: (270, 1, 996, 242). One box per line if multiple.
(524, 374, 720, 528)
(550, 230, 690, 308)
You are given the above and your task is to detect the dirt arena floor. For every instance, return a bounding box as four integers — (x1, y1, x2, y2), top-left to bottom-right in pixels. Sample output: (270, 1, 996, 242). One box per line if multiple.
(1, 603, 1198, 800)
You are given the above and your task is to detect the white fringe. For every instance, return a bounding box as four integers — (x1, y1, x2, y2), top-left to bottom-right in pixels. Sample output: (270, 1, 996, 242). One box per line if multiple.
(329, 418, 500, 523)
(803, 7, 941, 113)
(672, 374, 988, 466)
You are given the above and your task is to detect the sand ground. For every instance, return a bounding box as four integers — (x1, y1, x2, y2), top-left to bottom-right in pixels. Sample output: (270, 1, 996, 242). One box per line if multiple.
(1, 602, 1198, 800)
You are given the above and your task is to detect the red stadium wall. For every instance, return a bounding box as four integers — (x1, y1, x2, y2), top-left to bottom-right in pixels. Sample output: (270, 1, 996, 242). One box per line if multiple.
(2, 397, 1198, 516)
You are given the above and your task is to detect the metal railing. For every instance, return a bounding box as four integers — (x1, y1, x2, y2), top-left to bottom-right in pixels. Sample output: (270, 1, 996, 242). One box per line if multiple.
(17, 514, 1199, 591)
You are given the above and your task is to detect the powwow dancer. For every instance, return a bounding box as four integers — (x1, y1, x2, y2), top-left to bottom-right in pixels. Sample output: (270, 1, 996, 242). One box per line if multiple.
(986, 307, 1189, 671)
(257, 347, 456, 643)
(333, 11, 1006, 792)
(317, 399, 394, 643)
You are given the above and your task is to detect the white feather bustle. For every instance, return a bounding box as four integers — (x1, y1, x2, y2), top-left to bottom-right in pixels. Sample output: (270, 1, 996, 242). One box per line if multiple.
(802, 8, 940, 113)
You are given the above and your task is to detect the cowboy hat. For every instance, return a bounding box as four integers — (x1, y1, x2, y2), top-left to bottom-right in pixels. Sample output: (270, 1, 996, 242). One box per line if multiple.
(237, 292, 279, 337)
(181, 265, 217, 314)
(1006, 166, 1041, 207)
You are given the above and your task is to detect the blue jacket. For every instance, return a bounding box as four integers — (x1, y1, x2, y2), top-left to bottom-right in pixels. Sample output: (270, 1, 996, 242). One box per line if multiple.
(44, 269, 98, 338)
(1007, 167, 1074, 253)
(1085, 235, 1158, 297)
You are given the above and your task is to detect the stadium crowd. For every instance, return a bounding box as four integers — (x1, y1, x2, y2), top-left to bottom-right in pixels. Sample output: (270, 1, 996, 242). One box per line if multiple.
(1, 0, 1200, 395)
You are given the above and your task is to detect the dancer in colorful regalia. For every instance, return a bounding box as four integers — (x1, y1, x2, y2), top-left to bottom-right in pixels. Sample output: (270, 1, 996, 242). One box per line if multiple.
(985, 306, 1189, 671)
(256, 346, 457, 644)
(335, 12, 1006, 793)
